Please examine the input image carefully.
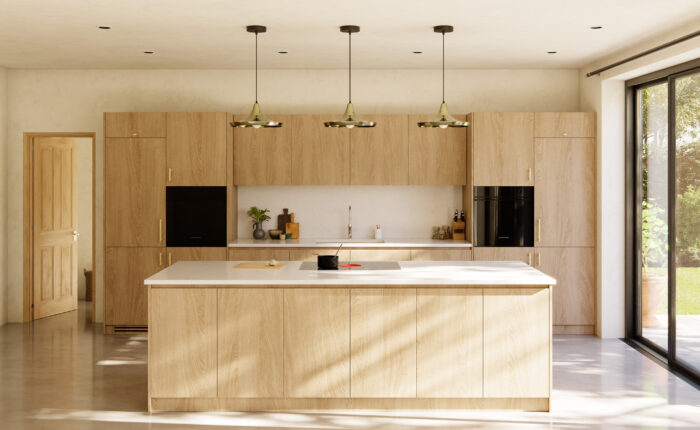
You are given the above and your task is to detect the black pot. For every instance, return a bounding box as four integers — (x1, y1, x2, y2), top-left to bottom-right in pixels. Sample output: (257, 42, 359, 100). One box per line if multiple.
(317, 255, 338, 270)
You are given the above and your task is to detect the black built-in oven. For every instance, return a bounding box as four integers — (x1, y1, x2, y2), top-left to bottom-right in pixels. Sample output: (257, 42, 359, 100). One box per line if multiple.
(166, 186, 227, 247)
(474, 186, 534, 247)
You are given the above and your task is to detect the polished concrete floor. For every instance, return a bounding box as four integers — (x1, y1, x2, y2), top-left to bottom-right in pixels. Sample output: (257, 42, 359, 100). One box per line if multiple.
(1, 302, 700, 429)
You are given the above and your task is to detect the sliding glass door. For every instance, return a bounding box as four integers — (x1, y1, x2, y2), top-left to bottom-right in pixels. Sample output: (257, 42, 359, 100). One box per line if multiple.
(630, 61, 700, 382)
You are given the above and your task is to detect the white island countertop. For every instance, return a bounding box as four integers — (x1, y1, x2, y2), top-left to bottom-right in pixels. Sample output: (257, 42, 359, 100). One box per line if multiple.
(228, 238, 472, 248)
(145, 260, 555, 286)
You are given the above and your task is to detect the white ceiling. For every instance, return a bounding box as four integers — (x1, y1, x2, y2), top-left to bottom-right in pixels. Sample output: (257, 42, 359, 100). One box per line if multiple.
(1, 0, 699, 70)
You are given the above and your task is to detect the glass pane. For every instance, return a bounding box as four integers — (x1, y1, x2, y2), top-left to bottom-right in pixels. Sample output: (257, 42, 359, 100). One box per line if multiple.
(639, 82, 669, 350)
(674, 70, 700, 370)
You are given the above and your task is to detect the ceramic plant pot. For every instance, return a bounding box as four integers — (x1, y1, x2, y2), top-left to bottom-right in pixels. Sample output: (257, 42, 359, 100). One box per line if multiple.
(253, 223, 266, 240)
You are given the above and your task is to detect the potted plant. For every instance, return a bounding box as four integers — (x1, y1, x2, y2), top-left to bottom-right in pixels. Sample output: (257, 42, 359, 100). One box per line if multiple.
(641, 199, 668, 328)
(247, 206, 271, 240)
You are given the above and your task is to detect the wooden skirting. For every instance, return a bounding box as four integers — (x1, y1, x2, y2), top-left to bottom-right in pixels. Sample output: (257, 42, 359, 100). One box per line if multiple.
(553, 325, 595, 335)
(150, 397, 550, 412)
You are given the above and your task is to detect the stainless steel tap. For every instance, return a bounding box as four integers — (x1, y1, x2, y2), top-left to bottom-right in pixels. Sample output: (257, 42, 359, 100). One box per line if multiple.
(348, 205, 352, 239)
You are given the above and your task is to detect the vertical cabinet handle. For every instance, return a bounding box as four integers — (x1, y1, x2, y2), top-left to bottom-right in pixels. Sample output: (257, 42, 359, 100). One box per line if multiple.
(536, 252, 541, 267)
(168, 252, 172, 266)
(159, 219, 163, 243)
(528, 167, 532, 182)
(131, 132, 138, 137)
(159, 252, 163, 267)
(536, 219, 541, 243)
(168, 167, 172, 182)
(527, 252, 532, 266)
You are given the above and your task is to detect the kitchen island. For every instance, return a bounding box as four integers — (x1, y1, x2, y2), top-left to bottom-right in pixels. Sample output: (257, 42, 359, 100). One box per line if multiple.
(145, 260, 555, 412)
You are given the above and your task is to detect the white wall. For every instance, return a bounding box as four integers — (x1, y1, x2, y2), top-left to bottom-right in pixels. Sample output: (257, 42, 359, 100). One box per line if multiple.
(75, 138, 92, 299)
(580, 24, 700, 338)
(4, 68, 580, 323)
(0, 67, 6, 326)
(238, 186, 463, 239)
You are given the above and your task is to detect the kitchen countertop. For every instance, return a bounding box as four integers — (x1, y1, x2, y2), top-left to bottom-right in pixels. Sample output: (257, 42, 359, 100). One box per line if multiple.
(145, 260, 555, 286)
(227, 238, 472, 248)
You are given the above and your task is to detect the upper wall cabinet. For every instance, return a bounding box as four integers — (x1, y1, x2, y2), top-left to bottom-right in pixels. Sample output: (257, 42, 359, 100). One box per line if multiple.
(233, 115, 293, 185)
(291, 115, 350, 185)
(351, 115, 409, 185)
(534, 112, 595, 138)
(472, 112, 534, 186)
(104, 112, 166, 138)
(408, 114, 467, 185)
(166, 112, 227, 186)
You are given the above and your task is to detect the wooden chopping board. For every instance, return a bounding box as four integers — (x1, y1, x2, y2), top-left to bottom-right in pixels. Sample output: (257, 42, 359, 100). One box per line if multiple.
(234, 263, 285, 270)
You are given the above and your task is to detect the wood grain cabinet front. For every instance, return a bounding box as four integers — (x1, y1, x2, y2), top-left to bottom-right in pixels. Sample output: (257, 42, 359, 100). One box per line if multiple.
(149, 288, 218, 398)
(104, 138, 166, 247)
(228, 248, 290, 261)
(291, 115, 350, 185)
(104, 112, 166, 138)
(473, 247, 534, 265)
(410, 248, 472, 261)
(233, 115, 293, 185)
(472, 112, 534, 186)
(166, 112, 227, 186)
(350, 249, 411, 261)
(105, 247, 165, 326)
(167, 247, 227, 266)
(408, 114, 467, 185)
(350, 115, 409, 185)
(534, 112, 595, 138)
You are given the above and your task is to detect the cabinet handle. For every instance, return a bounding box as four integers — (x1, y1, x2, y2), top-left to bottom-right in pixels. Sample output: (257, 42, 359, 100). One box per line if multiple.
(159, 219, 163, 243)
(562, 132, 568, 137)
(168, 167, 172, 182)
(528, 167, 532, 182)
(536, 252, 541, 267)
(536, 219, 541, 243)
(131, 132, 138, 137)
(159, 252, 163, 267)
(528, 252, 532, 266)
(168, 252, 172, 266)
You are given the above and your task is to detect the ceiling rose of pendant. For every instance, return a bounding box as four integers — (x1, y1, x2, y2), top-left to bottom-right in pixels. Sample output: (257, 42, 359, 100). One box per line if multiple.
(417, 25, 468, 129)
(324, 25, 375, 129)
(231, 25, 282, 128)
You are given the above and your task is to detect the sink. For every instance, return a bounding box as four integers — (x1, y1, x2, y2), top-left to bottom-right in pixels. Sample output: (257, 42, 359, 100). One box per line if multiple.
(316, 239, 385, 244)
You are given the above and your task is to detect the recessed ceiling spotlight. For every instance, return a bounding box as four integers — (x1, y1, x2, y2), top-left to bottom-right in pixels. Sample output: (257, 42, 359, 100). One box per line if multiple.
(590, 26, 603, 29)
(143, 51, 155, 54)
(413, 51, 423, 54)
(97, 26, 111, 30)
(278, 51, 288, 54)
(547, 51, 557, 54)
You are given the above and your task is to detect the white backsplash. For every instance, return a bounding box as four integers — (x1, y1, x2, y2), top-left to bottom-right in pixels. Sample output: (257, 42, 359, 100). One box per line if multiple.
(237, 186, 463, 239)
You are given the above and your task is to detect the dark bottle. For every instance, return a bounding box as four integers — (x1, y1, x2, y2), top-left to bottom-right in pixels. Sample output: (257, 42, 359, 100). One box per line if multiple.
(460, 210, 465, 222)
(453, 210, 458, 222)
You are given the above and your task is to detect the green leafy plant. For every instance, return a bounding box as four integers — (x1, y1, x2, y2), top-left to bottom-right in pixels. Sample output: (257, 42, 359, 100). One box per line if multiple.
(247, 206, 271, 225)
(641, 198, 668, 270)
(677, 185, 700, 266)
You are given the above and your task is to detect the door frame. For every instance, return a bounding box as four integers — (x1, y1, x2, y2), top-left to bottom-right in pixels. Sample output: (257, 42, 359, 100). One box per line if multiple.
(22, 132, 97, 322)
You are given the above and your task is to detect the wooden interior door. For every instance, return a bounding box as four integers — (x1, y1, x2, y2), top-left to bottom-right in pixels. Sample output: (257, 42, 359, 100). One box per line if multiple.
(33, 137, 78, 319)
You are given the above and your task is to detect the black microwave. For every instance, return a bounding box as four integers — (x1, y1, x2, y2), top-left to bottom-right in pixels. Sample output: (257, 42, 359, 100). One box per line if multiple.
(166, 186, 227, 247)
(474, 186, 534, 247)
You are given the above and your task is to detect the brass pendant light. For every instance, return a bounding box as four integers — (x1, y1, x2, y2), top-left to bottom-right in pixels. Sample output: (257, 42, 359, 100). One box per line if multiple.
(231, 25, 282, 128)
(324, 25, 375, 128)
(417, 25, 468, 128)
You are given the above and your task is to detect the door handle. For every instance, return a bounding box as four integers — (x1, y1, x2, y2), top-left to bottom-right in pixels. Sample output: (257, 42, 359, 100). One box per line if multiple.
(536, 219, 541, 243)
(159, 219, 163, 243)
(168, 252, 172, 266)
(159, 252, 163, 267)
(528, 167, 532, 182)
(527, 252, 532, 266)
(536, 252, 541, 267)
(72, 230, 80, 241)
(168, 167, 172, 182)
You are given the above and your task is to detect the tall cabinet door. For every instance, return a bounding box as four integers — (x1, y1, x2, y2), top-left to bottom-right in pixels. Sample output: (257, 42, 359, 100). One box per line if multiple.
(233, 115, 293, 185)
(166, 112, 227, 186)
(105, 138, 166, 247)
(351, 115, 409, 185)
(291, 115, 350, 185)
(472, 112, 534, 186)
(408, 115, 467, 185)
(105, 247, 165, 325)
(104, 112, 166, 138)
(534, 138, 595, 247)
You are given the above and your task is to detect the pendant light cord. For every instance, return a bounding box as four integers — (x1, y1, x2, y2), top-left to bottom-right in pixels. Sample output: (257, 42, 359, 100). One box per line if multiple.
(442, 30, 445, 103)
(255, 31, 259, 103)
(348, 31, 352, 103)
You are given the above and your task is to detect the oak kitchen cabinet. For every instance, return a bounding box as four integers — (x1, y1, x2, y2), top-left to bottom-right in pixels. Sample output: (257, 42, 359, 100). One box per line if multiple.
(534, 112, 596, 138)
(473, 247, 534, 265)
(105, 137, 166, 247)
(291, 115, 350, 185)
(104, 112, 166, 138)
(233, 114, 293, 185)
(408, 114, 467, 185)
(105, 247, 165, 327)
(534, 137, 595, 247)
(166, 112, 227, 186)
(228, 248, 291, 262)
(167, 247, 227, 266)
(350, 115, 409, 185)
(472, 112, 534, 186)
(410, 248, 472, 261)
